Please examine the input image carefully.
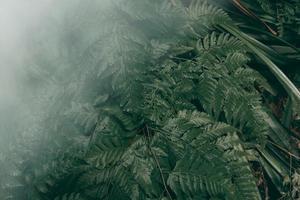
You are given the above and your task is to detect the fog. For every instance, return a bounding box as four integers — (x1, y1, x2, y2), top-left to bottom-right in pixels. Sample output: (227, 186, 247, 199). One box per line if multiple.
(0, 0, 113, 190)
(0, 0, 111, 136)
(0, 0, 54, 149)
(0, 1, 36, 139)
(0, 1, 94, 197)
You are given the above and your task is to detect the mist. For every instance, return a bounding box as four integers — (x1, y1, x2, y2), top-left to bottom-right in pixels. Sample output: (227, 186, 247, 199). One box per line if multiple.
(0, 1, 113, 197)
(0, 0, 51, 145)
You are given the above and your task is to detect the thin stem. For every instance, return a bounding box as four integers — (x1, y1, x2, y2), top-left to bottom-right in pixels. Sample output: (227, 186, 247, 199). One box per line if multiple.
(268, 140, 300, 160)
(289, 155, 293, 195)
(145, 125, 173, 200)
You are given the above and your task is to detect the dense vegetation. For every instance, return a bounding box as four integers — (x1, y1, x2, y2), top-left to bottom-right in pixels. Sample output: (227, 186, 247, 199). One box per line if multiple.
(1, 0, 300, 199)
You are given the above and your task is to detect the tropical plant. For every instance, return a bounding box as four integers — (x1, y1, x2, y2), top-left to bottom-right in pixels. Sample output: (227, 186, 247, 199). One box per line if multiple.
(1, 0, 300, 199)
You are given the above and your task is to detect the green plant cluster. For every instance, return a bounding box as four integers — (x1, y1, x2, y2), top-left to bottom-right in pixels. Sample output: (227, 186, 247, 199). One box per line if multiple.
(1, 0, 300, 199)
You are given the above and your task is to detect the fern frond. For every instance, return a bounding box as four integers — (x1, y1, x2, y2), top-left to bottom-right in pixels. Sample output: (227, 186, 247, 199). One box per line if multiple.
(187, 0, 232, 28)
(196, 32, 245, 61)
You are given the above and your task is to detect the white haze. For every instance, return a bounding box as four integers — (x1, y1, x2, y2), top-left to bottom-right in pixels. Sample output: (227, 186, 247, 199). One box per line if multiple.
(0, 0, 54, 146)
(0, 0, 51, 104)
